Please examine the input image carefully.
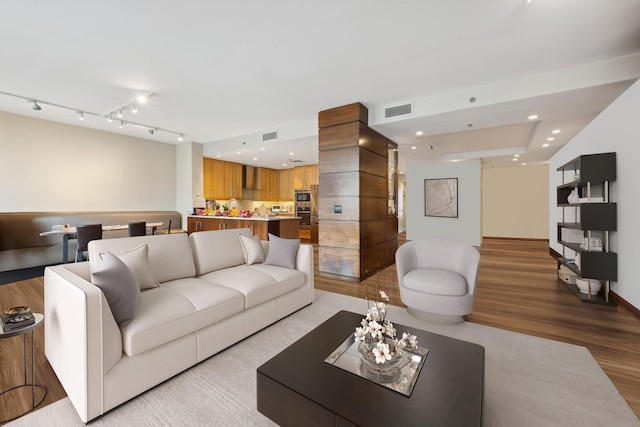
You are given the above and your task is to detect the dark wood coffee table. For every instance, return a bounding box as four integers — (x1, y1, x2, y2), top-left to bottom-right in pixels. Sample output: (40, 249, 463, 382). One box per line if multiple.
(257, 310, 484, 426)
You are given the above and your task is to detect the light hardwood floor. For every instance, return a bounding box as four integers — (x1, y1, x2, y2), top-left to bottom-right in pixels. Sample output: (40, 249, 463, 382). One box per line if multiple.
(1, 236, 639, 422)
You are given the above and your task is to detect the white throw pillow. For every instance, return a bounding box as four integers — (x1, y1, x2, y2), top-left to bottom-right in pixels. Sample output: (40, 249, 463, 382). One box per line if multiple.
(91, 252, 139, 327)
(100, 244, 160, 290)
(264, 233, 300, 269)
(239, 234, 266, 265)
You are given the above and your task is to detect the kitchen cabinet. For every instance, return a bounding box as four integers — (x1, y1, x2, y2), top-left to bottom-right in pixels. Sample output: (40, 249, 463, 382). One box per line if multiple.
(202, 158, 243, 200)
(294, 164, 318, 189)
(277, 168, 294, 200)
(203, 158, 226, 200)
(255, 167, 277, 201)
(556, 152, 617, 305)
(223, 161, 243, 200)
(188, 217, 300, 240)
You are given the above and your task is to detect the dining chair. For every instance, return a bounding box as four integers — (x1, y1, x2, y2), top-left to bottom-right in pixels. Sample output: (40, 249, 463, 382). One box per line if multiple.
(75, 224, 103, 262)
(128, 221, 146, 237)
(154, 219, 172, 235)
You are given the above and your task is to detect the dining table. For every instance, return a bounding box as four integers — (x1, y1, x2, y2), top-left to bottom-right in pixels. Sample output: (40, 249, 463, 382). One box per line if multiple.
(39, 222, 163, 264)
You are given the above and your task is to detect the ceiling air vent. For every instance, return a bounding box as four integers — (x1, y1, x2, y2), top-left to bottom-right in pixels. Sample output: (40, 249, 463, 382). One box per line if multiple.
(262, 131, 278, 141)
(384, 103, 412, 119)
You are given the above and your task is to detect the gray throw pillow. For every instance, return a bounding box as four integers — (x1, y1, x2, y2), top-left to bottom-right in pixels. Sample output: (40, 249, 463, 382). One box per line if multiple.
(100, 244, 160, 290)
(264, 233, 300, 269)
(239, 234, 265, 265)
(91, 252, 140, 327)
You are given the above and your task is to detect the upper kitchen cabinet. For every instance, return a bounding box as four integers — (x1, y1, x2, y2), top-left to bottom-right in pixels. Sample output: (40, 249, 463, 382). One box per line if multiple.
(294, 164, 318, 189)
(277, 168, 294, 200)
(255, 167, 278, 201)
(203, 158, 243, 200)
(223, 161, 243, 200)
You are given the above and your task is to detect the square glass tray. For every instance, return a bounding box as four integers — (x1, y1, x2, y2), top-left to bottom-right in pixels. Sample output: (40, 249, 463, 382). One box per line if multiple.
(324, 333, 429, 396)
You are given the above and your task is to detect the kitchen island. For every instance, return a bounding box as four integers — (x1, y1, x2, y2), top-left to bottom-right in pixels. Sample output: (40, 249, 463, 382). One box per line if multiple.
(187, 215, 300, 240)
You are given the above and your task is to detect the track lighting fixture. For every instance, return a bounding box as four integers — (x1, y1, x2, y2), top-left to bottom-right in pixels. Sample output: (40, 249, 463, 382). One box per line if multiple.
(131, 103, 138, 114)
(1, 90, 186, 141)
(29, 100, 42, 111)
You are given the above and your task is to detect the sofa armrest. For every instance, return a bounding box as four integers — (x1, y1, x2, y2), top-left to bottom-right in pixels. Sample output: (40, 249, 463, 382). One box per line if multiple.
(44, 264, 122, 423)
(295, 243, 315, 302)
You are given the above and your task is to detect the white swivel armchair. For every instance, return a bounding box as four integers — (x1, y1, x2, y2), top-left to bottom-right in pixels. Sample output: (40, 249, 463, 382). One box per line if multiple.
(396, 238, 481, 319)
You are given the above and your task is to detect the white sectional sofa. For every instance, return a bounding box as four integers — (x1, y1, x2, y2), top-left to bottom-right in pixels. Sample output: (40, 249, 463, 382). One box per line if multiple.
(44, 228, 314, 423)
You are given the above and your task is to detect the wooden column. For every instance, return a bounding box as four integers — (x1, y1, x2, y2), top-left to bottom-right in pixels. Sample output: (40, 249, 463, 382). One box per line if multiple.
(318, 103, 398, 280)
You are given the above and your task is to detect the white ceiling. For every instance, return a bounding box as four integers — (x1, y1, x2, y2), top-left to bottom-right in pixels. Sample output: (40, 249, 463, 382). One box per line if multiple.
(1, 1, 640, 172)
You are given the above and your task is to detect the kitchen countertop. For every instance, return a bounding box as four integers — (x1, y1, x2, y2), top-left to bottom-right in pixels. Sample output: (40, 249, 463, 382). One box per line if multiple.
(188, 215, 300, 221)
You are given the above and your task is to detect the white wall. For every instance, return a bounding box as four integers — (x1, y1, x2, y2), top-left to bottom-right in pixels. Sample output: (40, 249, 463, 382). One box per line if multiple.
(483, 164, 549, 239)
(549, 79, 640, 310)
(0, 112, 177, 212)
(406, 159, 481, 246)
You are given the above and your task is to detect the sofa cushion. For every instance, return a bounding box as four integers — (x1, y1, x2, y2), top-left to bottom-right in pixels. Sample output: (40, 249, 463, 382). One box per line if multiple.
(199, 264, 305, 309)
(264, 233, 300, 269)
(120, 278, 245, 356)
(238, 234, 265, 265)
(100, 244, 159, 290)
(189, 228, 252, 275)
(90, 252, 139, 327)
(403, 268, 468, 296)
(89, 233, 196, 283)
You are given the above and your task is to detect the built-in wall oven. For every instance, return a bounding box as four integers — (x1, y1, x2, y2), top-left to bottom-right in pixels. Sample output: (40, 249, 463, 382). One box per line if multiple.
(295, 190, 312, 226)
(296, 206, 311, 225)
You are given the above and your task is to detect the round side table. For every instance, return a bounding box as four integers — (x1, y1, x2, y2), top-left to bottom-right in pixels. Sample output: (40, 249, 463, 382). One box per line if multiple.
(0, 312, 47, 423)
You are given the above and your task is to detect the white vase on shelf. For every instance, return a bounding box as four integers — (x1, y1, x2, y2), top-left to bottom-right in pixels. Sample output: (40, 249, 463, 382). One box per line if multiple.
(567, 188, 580, 204)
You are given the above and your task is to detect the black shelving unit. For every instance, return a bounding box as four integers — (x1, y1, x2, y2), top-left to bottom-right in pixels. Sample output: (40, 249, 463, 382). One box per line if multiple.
(556, 152, 617, 305)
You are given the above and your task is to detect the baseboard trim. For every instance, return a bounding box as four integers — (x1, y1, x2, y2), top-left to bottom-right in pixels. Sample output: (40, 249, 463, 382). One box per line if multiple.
(610, 291, 640, 321)
(483, 236, 549, 243)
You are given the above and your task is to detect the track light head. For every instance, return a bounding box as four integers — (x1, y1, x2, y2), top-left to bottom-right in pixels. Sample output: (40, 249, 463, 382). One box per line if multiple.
(178, 134, 184, 142)
(29, 100, 42, 111)
(131, 103, 138, 114)
(77, 111, 84, 120)
(148, 128, 155, 135)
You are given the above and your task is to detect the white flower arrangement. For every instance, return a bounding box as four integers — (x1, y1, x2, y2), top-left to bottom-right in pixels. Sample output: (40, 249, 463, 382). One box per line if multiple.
(354, 289, 418, 364)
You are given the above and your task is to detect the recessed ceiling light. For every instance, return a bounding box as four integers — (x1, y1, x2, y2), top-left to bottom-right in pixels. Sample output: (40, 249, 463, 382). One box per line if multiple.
(416, 131, 423, 136)
(528, 115, 538, 120)
(236, 151, 242, 155)
(552, 129, 561, 134)
(547, 137, 555, 141)
(261, 147, 266, 151)
(512, 158, 517, 161)
(216, 154, 221, 158)
(253, 157, 258, 161)
(514, 154, 520, 158)
(542, 143, 550, 148)
(411, 146, 417, 150)
(282, 163, 287, 166)
(399, 171, 404, 175)
(521, 163, 527, 166)
(289, 152, 294, 156)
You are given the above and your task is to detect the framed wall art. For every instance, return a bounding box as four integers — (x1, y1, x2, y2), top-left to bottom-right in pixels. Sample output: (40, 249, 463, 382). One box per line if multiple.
(424, 178, 458, 218)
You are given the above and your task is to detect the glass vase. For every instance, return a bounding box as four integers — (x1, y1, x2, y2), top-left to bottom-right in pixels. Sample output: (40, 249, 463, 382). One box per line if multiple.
(357, 339, 403, 384)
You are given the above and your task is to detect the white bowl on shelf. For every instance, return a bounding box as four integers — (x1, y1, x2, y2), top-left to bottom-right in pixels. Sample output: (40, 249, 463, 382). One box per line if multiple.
(576, 278, 602, 295)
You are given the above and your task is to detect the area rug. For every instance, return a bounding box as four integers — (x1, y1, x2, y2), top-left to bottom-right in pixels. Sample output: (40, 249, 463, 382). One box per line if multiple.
(9, 290, 639, 426)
